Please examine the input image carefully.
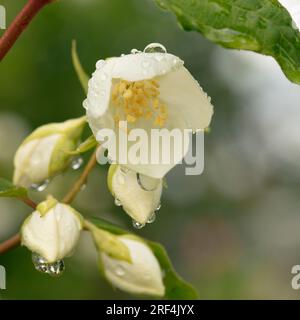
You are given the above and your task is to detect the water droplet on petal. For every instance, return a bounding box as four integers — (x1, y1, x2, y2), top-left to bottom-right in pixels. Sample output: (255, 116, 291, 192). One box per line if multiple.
(71, 157, 84, 170)
(32, 253, 65, 277)
(114, 198, 122, 206)
(120, 53, 126, 57)
(144, 43, 167, 54)
(115, 265, 125, 276)
(147, 212, 156, 224)
(31, 179, 49, 192)
(131, 48, 141, 54)
(96, 59, 105, 69)
(156, 203, 161, 211)
(137, 173, 160, 191)
(83, 99, 89, 110)
(132, 220, 145, 229)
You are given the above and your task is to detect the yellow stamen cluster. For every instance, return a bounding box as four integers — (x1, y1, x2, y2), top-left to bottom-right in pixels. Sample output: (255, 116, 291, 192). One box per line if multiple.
(111, 79, 168, 128)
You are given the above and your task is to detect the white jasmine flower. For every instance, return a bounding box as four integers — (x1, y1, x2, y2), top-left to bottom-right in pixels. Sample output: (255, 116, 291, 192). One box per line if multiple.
(21, 196, 83, 263)
(84, 43, 213, 178)
(100, 235, 165, 297)
(13, 116, 86, 188)
(108, 164, 162, 225)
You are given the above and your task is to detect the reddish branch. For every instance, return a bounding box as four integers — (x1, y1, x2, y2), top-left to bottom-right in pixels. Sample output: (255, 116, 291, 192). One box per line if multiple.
(0, 0, 55, 61)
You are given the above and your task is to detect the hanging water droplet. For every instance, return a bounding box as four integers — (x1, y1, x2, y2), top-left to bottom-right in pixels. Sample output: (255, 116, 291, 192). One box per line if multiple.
(96, 59, 105, 69)
(71, 157, 83, 170)
(31, 253, 65, 277)
(131, 48, 141, 54)
(47, 260, 65, 277)
(147, 212, 156, 224)
(31, 179, 49, 192)
(137, 173, 160, 191)
(115, 265, 125, 277)
(80, 183, 87, 191)
(156, 203, 161, 211)
(132, 220, 145, 229)
(114, 198, 122, 206)
(144, 43, 167, 54)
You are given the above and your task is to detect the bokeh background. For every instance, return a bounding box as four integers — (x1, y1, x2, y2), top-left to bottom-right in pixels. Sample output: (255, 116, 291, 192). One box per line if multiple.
(1, 0, 300, 299)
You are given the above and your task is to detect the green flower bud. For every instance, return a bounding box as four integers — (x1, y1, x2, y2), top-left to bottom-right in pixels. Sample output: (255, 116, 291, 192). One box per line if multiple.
(13, 116, 86, 188)
(99, 234, 165, 297)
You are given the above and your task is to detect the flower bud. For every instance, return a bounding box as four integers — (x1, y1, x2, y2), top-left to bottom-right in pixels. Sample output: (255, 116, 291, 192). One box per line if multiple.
(21, 196, 83, 263)
(13, 116, 86, 188)
(99, 235, 165, 297)
(107, 165, 162, 225)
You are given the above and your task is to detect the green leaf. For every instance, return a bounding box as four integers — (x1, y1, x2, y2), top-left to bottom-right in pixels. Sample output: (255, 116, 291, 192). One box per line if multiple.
(65, 135, 97, 155)
(0, 177, 27, 198)
(156, 0, 300, 84)
(90, 217, 199, 299)
(71, 40, 89, 93)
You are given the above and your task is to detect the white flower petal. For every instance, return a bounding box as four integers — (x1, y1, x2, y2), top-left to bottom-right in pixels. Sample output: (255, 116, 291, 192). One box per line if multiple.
(159, 67, 213, 130)
(110, 166, 162, 224)
(21, 202, 82, 262)
(13, 134, 61, 187)
(101, 236, 165, 297)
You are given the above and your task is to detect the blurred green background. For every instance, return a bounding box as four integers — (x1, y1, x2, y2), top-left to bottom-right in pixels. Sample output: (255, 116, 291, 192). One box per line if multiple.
(1, 0, 300, 299)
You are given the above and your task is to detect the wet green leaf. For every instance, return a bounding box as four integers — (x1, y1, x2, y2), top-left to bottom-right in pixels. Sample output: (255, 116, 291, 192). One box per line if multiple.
(156, 0, 300, 84)
(90, 217, 199, 299)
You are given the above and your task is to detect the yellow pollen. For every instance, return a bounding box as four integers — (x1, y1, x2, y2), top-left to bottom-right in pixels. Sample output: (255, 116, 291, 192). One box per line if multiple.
(111, 79, 168, 128)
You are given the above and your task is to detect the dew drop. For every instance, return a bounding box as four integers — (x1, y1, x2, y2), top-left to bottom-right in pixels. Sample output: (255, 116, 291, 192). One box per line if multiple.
(32, 253, 65, 277)
(30, 179, 49, 192)
(131, 48, 141, 54)
(115, 265, 125, 277)
(83, 99, 89, 110)
(96, 59, 105, 69)
(71, 157, 84, 170)
(137, 173, 160, 191)
(132, 220, 145, 229)
(144, 43, 167, 54)
(156, 203, 161, 211)
(114, 198, 122, 206)
(147, 212, 156, 224)
(120, 53, 126, 57)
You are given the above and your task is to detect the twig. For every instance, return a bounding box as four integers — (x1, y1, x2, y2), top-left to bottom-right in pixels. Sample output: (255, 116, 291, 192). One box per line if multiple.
(0, 234, 21, 254)
(0, 0, 55, 61)
(63, 151, 98, 204)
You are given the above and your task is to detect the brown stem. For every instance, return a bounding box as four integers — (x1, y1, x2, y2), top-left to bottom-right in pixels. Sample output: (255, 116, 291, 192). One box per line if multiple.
(21, 197, 37, 210)
(0, 234, 21, 255)
(63, 151, 98, 204)
(0, 0, 55, 61)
